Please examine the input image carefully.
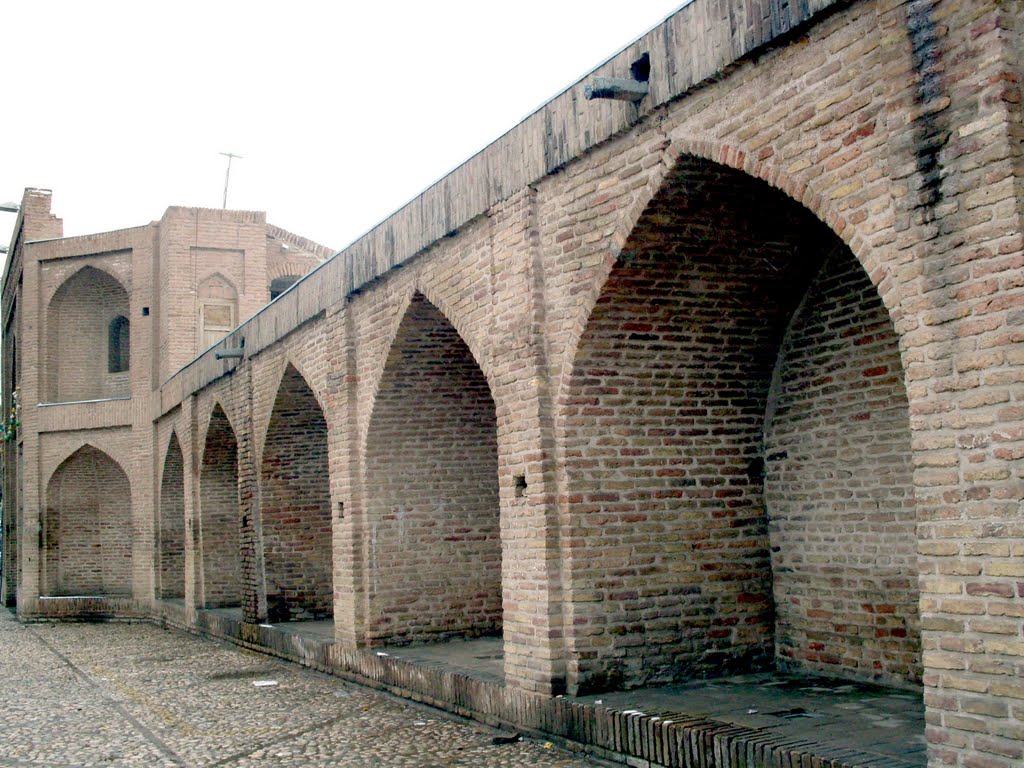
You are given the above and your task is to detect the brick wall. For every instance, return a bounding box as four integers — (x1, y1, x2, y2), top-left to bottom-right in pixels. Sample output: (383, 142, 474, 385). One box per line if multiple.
(43, 445, 132, 596)
(363, 293, 502, 644)
(259, 364, 332, 621)
(199, 404, 241, 608)
(765, 244, 919, 686)
(158, 434, 185, 600)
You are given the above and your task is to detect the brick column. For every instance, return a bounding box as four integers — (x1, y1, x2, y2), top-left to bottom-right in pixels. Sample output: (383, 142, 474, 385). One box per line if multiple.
(238, 363, 266, 623)
(885, 0, 1024, 764)
(489, 187, 567, 694)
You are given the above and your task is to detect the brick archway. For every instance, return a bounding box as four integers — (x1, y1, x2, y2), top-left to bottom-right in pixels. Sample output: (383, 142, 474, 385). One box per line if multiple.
(45, 266, 130, 403)
(260, 364, 332, 622)
(158, 432, 185, 600)
(361, 292, 502, 646)
(199, 404, 241, 608)
(42, 445, 133, 597)
(559, 154, 918, 695)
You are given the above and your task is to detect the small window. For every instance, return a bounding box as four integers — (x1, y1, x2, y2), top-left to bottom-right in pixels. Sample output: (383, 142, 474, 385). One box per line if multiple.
(108, 315, 130, 373)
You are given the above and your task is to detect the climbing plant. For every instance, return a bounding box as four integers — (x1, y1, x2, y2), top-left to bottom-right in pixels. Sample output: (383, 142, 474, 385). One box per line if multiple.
(0, 390, 20, 443)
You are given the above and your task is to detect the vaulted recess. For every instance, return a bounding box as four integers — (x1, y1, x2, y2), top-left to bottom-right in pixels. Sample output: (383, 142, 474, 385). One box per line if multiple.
(561, 156, 918, 695)
(363, 293, 502, 646)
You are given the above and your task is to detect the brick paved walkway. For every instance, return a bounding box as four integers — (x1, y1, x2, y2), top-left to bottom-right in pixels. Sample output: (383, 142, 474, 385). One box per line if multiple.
(0, 609, 601, 767)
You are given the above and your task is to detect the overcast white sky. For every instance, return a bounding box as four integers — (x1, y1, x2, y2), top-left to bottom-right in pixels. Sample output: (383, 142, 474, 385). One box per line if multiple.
(3, 1, 683, 254)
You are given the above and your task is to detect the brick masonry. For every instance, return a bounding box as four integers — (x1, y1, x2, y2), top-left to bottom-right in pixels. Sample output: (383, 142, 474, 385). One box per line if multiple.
(4, 0, 1024, 765)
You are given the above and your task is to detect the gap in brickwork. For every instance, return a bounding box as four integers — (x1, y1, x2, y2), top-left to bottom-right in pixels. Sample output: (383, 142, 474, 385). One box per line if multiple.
(45, 266, 130, 403)
(42, 445, 132, 597)
(159, 433, 186, 600)
(363, 294, 502, 648)
(260, 366, 333, 622)
(200, 405, 241, 608)
(562, 156, 918, 695)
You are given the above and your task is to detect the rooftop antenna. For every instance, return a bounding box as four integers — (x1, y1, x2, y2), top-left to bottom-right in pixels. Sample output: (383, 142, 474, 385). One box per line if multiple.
(219, 152, 243, 209)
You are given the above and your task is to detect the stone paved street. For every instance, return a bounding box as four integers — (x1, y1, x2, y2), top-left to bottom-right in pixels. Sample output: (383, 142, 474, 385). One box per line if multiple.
(0, 610, 602, 767)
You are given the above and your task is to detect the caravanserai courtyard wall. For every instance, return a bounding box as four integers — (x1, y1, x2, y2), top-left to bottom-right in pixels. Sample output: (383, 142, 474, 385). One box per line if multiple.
(5, 0, 1024, 765)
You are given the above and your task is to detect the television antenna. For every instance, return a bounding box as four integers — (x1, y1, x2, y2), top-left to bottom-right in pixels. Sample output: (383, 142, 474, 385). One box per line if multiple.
(220, 152, 243, 209)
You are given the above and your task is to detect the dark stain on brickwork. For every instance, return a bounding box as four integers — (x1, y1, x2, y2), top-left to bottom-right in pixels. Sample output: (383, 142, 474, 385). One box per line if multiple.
(905, 0, 951, 213)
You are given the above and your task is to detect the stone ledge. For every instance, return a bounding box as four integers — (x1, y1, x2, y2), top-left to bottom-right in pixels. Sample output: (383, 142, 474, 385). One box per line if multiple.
(162, 608, 919, 768)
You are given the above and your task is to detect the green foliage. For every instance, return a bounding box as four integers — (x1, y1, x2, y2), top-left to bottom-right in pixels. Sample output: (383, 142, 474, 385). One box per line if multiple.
(0, 390, 20, 443)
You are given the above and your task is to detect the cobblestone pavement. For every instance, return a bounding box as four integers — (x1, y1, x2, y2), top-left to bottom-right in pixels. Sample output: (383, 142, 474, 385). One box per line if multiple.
(0, 609, 603, 767)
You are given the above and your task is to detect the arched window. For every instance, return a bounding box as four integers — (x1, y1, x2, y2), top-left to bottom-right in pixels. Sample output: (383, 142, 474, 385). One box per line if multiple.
(108, 315, 130, 373)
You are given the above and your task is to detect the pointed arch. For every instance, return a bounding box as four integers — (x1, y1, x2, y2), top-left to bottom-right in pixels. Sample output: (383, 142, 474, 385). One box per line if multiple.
(559, 154, 917, 693)
(45, 266, 130, 402)
(42, 444, 132, 596)
(200, 403, 241, 608)
(559, 141, 902, 403)
(260, 363, 332, 621)
(362, 292, 501, 645)
(361, 288, 493, 462)
(158, 432, 185, 600)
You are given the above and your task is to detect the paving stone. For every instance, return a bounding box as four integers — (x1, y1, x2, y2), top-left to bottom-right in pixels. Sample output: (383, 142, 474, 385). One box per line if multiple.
(0, 610, 600, 767)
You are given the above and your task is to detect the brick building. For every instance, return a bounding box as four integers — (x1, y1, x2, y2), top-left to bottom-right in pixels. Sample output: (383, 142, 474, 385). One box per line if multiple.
(2, 0, 1023, 765)
(0, 191, 328, 610)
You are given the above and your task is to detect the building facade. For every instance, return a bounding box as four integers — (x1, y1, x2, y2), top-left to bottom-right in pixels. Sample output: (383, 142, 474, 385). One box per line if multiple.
(0, 190, 328, 610)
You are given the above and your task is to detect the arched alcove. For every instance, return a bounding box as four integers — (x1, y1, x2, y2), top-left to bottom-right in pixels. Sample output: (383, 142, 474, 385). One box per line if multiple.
(260, 364, 332, 621)
(43, 445, 132, 596)
(46, 267, 130, 402)
(363, 293, 502, 645)
(200, 404, 241, 608)
(159, 433, 185, 600)
(560, 155, 918, 694)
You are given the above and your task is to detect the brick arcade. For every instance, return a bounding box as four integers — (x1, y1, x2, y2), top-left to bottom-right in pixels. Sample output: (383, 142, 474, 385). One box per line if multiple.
(3, 0, 1023, 766)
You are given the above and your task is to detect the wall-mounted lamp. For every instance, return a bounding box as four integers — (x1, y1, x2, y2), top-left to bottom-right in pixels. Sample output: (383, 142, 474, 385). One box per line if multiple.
(584, 77, 649, 102)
